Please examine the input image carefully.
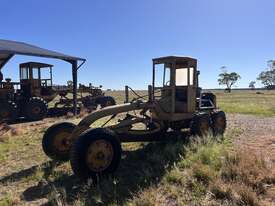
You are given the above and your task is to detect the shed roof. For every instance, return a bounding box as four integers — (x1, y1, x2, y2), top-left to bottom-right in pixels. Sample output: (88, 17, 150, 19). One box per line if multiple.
(0, 39, 86, 69)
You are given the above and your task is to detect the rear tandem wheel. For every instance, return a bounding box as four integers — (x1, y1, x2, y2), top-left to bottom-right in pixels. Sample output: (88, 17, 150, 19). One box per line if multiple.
(99, 96, 116, 108)
(24, 97, 48, 121)
(190, 113, 212, 137)
(211, 111, 226, 136)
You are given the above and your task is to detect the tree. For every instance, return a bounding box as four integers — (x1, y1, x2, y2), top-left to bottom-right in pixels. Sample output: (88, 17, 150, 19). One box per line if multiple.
(249, 81, 256, 90)
(257, 60, 275, 89)
(218, 66, 241, 92)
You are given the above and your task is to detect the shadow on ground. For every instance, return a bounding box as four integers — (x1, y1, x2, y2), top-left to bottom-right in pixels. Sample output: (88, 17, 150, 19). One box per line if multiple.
(17, 133, 189, 205)
(6, 107, 81, 125)
(0, 161, 63, 185)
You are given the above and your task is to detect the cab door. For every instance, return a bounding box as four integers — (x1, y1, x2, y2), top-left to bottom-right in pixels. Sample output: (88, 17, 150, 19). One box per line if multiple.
(20, 66, 31, 97)
(174, 66, 196, 113)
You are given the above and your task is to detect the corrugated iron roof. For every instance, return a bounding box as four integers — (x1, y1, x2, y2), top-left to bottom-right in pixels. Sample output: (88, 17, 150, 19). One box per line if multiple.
(0, 39, 85, 69)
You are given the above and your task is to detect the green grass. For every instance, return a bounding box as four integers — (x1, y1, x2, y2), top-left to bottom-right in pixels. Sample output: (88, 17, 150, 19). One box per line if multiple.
(213, 90, 275, 116)
(0, 195, 17, 206)
(105, 89, 275, 116)
(48, 89, 275, 116)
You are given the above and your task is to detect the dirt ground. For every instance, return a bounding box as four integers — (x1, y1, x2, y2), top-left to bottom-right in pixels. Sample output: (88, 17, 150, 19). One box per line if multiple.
(0, 113, 275, 205)
(228, 114, 275, 204)
(228, 114, 275, 163)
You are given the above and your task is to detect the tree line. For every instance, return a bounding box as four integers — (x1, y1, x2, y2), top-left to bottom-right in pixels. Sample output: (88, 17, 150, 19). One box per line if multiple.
(218, 60, 275, 92)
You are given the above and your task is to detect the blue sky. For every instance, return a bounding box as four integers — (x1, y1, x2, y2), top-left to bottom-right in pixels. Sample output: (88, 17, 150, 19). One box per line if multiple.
(1, 0, 274, 89)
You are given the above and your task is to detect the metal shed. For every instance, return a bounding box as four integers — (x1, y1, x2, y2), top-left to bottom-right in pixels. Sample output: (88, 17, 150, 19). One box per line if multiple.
(0, 39, 86, 115)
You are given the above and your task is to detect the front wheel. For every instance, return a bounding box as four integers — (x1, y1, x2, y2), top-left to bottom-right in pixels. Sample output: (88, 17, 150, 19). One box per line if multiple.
(70, 128, 121, 180)
(42, 122, 76, 161)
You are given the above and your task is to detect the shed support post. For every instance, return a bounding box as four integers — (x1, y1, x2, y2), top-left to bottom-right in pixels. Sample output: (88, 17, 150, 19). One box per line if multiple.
(72, 60, 78, 115)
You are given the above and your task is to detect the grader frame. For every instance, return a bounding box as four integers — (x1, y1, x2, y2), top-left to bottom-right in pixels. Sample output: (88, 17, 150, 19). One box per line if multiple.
(42, 56, 226, 180)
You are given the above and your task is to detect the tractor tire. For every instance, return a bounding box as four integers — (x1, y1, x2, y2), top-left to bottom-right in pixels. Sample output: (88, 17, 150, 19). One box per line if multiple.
(190, 113, 212, 137)
(99, 96, 116, 108)
(42, 122, 76, 161)
(70, 128, 121, 180)
(0, 101, 18, 121)
(211, 111, 226, 136)
(24, 97, 48, 121)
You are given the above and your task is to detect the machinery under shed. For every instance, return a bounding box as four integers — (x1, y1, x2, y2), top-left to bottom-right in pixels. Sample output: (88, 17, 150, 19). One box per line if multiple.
(0, 40, 116, 122)
(0, 40, 86, 120)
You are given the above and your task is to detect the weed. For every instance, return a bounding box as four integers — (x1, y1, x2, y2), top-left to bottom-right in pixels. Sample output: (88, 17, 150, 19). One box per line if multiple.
(0, 195, 19, 206)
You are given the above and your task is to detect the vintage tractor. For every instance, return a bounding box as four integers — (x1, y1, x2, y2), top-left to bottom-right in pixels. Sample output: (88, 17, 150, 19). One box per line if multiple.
(0, 62, 54, 121)
(0, 62, 115, 121)
(42, 56, 226, 180)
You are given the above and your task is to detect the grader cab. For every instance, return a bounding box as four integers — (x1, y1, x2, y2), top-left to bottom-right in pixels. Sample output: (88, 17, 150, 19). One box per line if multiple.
(19, 62, 56, 101)
(42, 56, 226, 180)
(151, 56, 206, 119)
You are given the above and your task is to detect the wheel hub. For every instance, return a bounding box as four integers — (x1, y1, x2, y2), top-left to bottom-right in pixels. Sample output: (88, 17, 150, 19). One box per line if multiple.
(32, 106, 41, 115)
(53, 131, 71, 152)
(86, 139, 114, 172)
(96, 152, 105, 160)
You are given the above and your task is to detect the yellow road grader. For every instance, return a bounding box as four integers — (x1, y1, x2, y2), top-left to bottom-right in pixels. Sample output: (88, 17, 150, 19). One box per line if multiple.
(42, 56, 226, 180)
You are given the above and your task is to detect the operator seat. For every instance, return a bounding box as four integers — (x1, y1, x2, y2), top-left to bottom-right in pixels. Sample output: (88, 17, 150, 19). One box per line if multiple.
(175, 87, 188, 113)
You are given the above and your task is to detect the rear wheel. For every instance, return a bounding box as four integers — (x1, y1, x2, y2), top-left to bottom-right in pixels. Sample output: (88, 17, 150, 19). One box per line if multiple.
(42, 122, 76, 161)
(99, 96, 116, 108)
(190, 113, 212, 137)
(0, 101, 18, 121)
(24, 97, 48, 121)
(211, 111, 226, 136)
(70, 128, 121, 180)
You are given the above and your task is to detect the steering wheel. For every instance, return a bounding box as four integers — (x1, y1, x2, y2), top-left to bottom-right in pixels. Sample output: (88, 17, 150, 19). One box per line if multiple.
(165, 80, 170, 86)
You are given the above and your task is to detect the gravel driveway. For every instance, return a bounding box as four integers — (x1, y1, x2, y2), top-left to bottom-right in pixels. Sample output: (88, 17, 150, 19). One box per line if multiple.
(227, 114, 275, 163)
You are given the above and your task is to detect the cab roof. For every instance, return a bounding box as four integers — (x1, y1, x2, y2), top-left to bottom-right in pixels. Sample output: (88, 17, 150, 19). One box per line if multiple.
(19, 62, 53, 68)
(152, 56, 197, 64)
(152, 56, 197, 68)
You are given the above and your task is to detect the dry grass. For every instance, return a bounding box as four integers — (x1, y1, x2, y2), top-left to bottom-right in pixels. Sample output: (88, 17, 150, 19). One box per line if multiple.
(0, 125, 274, 205)
(128, 134, 275, 206)
(0, 123, 22, 142)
